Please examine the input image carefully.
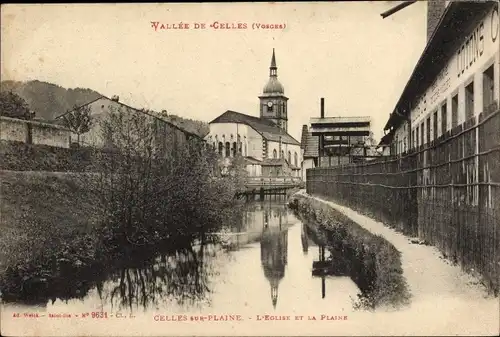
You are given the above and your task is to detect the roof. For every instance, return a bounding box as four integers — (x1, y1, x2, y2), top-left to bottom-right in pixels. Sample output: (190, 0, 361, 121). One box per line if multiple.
(243, 156, 262, 165)
(310, 116, 371, 136)
(384, 1, 494, 131)
(54, 96, 203, 140)
(301, 128, 319, 158)
(310, 126, 371, 136)
(261, 158, 286, 166)
(378, 129, 395, 147)
(209, 110, 300, 145)
(310, 116, 371, 124)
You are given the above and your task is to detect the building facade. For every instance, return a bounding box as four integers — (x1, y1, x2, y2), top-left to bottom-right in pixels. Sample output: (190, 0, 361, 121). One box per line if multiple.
(385, 1, 499, 155)
(55, 95, 202, 156)
(207, 50, 302, 178)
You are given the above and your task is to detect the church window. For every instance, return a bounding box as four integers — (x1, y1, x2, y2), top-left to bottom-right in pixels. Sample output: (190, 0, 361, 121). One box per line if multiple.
(281, 150, 284, 159)
(273, 149, 277, 159)
(267, 104, 273, 113)
(232, 142, 237, 157)
(287, 151, 291, 163)
(225, 142, 230, 157)
(294, 152, 298, 167)
(244, 143, 247, 156)
(218, 142, 223, 156)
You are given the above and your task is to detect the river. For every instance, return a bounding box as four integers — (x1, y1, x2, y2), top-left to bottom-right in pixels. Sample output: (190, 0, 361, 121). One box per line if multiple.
(1, 199, 364, 335)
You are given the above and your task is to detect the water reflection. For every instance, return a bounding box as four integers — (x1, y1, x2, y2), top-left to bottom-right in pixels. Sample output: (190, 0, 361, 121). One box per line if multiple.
(101, 244, 221, 312)
(260, 222, 288, 308)
(2, 199, 363, 316)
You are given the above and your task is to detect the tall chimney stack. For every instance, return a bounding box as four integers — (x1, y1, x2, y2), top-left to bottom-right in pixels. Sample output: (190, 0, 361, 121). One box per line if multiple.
(320, 98, 325, 118)
(427, 0, 446, 42)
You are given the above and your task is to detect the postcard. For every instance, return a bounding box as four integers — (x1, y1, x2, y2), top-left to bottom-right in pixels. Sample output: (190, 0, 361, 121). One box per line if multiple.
(1, 1, 499, 336)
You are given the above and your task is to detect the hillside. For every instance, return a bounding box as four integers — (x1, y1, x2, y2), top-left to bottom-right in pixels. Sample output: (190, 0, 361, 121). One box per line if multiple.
(0, 80, 209, 138)
(0, 80, 102, 120)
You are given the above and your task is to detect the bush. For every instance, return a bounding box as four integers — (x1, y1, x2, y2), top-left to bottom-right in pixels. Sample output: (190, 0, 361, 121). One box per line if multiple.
(289, 194, 411, 310)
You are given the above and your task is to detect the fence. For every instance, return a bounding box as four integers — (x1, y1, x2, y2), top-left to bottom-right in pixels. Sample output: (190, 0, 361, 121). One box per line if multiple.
(306, 104, 500, 295)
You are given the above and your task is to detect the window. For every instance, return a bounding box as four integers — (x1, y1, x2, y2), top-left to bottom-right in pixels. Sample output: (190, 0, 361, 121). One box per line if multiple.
(465, 81, 474, 120)
(288, 151, 291, 163)
(420, 123, 424, 146)
(281, 150, 284, 159)
(267, 103, 273, 113)
(452, 94, 458, 128)
(225, 142, 230, 157)
(273, 149, 277, 158)
(412, 129, 416, 148)
(433, 110, 438, 140)
(232, 142, 237, 157)
(426, 117, 431, 144)
(483, 65, 495, 109)
(218, 142, 223, 156)
(416, 126, 420, 147)
(441, 102, 447, 135)
(294, 152, 298, 167)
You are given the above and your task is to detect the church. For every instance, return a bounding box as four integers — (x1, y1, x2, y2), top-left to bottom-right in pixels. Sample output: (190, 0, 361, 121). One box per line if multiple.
(206, 49, 302, 178)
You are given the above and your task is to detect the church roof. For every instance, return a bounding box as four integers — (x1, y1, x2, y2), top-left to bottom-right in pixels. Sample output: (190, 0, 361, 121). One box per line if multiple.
(210, 110, 300, 146)
(263, 48, 285, 95)
(263, 77, 285, 95)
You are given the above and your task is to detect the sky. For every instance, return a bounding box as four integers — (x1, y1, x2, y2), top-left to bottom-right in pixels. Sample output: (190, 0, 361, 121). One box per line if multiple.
(1, 2, 427, 142)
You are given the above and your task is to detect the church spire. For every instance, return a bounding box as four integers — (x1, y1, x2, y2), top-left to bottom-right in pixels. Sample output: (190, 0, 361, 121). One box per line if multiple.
(270, 48, 277, 77)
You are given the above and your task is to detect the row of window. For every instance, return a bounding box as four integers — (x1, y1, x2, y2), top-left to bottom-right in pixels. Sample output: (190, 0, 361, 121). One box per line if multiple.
(396, 63, 496, 154)
(214, 141, 246, 157)
(272, 149, 299, 167)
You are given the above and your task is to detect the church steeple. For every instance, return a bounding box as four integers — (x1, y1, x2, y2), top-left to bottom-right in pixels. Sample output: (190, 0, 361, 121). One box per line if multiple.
(259, 49, 289, 132)
(270, 48, 277, 77)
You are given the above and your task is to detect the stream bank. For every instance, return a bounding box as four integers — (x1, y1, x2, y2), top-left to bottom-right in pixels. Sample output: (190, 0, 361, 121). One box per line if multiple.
(288, 193, 411, 310)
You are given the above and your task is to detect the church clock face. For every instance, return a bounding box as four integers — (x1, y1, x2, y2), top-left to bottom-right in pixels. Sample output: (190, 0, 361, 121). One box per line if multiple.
(267, 101, 273, 108)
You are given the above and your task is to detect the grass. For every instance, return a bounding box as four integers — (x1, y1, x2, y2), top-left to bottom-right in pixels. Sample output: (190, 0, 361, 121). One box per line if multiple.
(289, 194, 411, 310)
(0, 170, 101, 272)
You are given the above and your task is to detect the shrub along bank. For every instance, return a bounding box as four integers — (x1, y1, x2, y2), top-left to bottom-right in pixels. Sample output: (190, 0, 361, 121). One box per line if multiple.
(288, 193, 411, 310)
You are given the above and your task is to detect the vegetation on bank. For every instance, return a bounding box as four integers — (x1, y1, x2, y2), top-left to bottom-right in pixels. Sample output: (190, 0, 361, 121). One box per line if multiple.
(288, 194, 411, 310)
(0, 108, 241, 304)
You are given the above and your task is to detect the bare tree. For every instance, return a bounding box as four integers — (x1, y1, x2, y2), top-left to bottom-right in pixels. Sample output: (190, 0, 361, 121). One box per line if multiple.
(63, 104, 92, 145)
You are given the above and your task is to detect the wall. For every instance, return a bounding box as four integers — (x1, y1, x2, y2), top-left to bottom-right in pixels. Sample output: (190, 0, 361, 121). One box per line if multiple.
(62, 97, 193, 157)
(207, 122, 262, 159)
(1, 116, 27, 143)
(0, 116, 71, 148)
(407, 5, 499, 150)
(266, 140, 301, 167)
(302, 158, 315, 181)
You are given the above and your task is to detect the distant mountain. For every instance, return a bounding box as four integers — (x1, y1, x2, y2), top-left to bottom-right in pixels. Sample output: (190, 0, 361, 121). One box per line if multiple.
(0, 80, 209, 138)
(0, 80, 102, 120)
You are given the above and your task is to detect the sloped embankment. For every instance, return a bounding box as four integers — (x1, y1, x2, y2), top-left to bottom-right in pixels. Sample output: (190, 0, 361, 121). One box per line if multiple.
(288, 193, 411, 310)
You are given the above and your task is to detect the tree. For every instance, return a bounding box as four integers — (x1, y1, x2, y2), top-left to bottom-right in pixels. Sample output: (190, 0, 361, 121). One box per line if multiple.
(0, 91, 33, 119)
(63, 104, 92, 145)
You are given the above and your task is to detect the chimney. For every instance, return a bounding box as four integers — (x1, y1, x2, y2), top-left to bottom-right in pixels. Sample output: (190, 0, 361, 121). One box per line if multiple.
(320, 98, 325, 118)
(111, 95, 119, 102)
(427, 0, 446, 42)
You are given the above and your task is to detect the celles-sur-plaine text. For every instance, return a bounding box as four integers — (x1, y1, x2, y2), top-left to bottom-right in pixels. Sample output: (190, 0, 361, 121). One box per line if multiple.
(150, 21, 286, 31)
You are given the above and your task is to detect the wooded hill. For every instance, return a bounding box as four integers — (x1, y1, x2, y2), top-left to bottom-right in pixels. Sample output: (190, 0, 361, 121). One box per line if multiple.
(0, 80, 209, 137)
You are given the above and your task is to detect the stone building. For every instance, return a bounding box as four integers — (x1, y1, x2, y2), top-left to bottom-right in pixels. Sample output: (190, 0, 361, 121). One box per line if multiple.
(384, 1, 499, 155)
(207, 49, 302, 178)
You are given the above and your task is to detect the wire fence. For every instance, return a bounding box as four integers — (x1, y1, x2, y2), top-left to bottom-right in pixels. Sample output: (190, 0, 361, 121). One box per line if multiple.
(306, 105, 500, 295)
